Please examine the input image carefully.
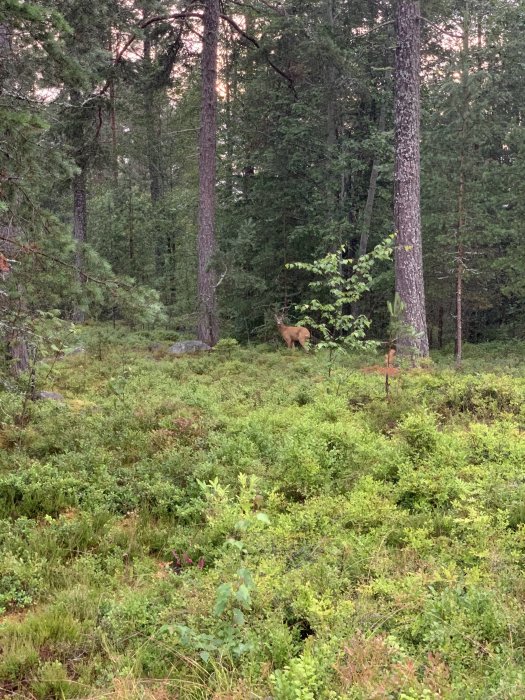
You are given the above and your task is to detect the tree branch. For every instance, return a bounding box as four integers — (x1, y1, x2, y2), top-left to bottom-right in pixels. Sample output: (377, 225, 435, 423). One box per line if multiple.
(227, 0, 286, 16)
(219, 13, 296, 95)
(1, 186, 133, 291)
(419, 16, 463, 40)
(215, 267, 227, 288)
(97, 11, 203, 98)
(351, 20, 395, 38)
(0, 234, 129, 289)
(96, 6, 296, 100)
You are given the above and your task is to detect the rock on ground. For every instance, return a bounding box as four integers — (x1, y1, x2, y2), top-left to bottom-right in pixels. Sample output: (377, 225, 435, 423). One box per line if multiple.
(167, 340, 212, 355)
(37, 391, 65, 401)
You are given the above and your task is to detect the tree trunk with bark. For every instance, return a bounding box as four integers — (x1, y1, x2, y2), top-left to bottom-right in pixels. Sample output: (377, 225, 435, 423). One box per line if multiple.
(7, 305, 30, 376)
(358, 100, 387, 258)
(72, 168, 87, 322)
(1, 227, 30, 376)
(108, 35, 118, 183)
(0, 22, 12, 85)
(68, 86, 90, 323)
(394, 0, 429, 358)
(1, 24, 30, 373)
(456, 4, 470, 370)
(197, 0, 220, 346)
(143, 29, 165, 204)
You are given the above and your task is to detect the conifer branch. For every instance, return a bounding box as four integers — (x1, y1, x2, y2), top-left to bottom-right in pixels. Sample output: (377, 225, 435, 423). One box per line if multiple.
(97, 7, 296, 98)
(0, 234, 130, 290)
(419, 17, 463, 40)
(219, 14, 296, 95)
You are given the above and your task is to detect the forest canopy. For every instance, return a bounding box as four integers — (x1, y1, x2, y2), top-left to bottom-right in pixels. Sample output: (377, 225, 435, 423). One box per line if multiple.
(1, 0, 524, 358)
(2, 4, 525, 699)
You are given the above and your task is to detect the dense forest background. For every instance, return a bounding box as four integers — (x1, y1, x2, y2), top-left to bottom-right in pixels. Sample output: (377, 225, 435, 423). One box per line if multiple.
(1, 0, 524, 356)
(3, 4, 525, 698)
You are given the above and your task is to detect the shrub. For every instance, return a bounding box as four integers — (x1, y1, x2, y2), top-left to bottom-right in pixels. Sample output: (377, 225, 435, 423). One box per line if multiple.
(434, 373, 524, 420)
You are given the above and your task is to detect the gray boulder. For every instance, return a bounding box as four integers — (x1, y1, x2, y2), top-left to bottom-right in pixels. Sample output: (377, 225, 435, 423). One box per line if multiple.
(37, 391, 65, 401)
(66, 346, 85, 356)
(167, 340, 212, 355)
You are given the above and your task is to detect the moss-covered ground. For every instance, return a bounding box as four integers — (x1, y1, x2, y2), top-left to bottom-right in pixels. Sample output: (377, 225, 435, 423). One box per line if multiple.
(1, 332, 525, 699)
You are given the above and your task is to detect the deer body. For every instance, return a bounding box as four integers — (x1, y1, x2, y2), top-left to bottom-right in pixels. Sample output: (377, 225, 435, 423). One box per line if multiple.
(275, 315, 310, 350)
(385, 348, 396, 367)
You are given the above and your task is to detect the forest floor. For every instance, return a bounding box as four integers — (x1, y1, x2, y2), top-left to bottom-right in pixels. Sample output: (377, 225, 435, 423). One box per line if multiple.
(1, 330, 525, 699)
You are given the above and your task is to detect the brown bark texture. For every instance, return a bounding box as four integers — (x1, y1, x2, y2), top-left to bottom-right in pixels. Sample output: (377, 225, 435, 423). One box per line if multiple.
(394, 0, 429, 358)
(197, 0, 219, 346)
(1, 226, 30, 375)
(0, 23, 12, 85)
(358, 101, 387, 258)
(143, 29, 165, 204)
(72, 168, 87, 322)
(456, 6, 469, 370)
(0, 25, 30, 373)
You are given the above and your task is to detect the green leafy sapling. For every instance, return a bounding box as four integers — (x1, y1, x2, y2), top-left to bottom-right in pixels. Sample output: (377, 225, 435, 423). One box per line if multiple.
(287, 235, 394, 375)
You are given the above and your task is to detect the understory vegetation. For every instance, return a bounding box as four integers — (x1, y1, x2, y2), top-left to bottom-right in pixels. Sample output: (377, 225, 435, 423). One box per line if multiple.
(1, 331, 525, 699)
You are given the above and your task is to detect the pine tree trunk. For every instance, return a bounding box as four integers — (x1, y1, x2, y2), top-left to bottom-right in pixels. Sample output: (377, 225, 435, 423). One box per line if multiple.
(325, 0, 343, 240)
(72, 168, 87, 322)
(108, 36, 118, 183)
(455, 5, 471, 371)
(0, 23, 12, 85)
(438, 305, 444, 348)
(394, 0, 429, 359)
(326, 0, 337, 148)
(224, 33, 237, 200)
(145, 96, 165, 204)
(1, 228, 30, 376)
(7, 314, 30, 377)
(1, 27, 29, 373)
(143, 31, 165, 204)
(197, 0, 219, 346)
(358, 100, 386, 257)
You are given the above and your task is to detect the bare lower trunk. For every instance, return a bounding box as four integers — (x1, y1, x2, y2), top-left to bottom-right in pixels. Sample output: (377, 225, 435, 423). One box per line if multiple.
(7, 326, 30, 376)
(7, 282, 30, 377)
(129, 187, 135, 263)
(1, 24, 30, 372)
(358, 101, 387, 258)
(0, 225, 30, 376)
(109, 80, 118, 182)
(197, 0, 219, 346)
(455, 240, 464, 369)
(325, 0, 340, 223)
(108, 36, 118, 183)
(145, 91, 165, 204)
(142, 20, 165, 279)
(72, 169, 87, 323)
(394, 0, 429, 359)
(0, 22, 12, 85)
(455, 5, 470, 370)
(143, 25, 165, 205)
(438, 305, 444, 348)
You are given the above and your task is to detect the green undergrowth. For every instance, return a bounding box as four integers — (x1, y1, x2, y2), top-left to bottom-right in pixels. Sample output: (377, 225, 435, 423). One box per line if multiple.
(1, 332, 525, 698)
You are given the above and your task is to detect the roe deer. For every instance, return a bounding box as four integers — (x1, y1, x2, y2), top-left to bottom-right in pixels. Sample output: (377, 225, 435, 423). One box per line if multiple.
(275, 314, 310, 350)
(384, 347, 396, 367)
